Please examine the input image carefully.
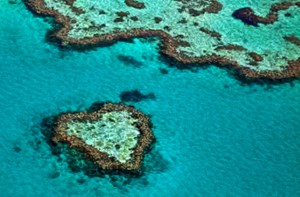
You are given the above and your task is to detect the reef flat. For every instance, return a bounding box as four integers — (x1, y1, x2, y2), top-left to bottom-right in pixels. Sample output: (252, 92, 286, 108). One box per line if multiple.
(53, 103, 153, 173)
(25, 0, 300, 80)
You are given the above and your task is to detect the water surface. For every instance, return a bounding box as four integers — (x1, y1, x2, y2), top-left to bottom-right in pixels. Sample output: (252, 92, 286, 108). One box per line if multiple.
(0, 1, 300, 196)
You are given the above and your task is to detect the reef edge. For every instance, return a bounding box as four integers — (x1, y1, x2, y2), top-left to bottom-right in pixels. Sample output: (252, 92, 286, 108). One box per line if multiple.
(24, 0, 300, 81)
(53, 103, 154, 174)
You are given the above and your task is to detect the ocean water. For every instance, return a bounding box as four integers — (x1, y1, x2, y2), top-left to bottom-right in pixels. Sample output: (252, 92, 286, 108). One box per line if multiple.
(1, 1, 300, 196)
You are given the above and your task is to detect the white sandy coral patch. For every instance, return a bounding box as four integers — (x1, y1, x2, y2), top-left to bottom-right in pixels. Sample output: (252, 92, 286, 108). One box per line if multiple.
(66, 111, 140, 163)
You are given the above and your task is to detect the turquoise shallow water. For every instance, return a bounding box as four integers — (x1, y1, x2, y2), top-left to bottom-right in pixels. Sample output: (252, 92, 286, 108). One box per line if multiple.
(1, 1, 300, 196)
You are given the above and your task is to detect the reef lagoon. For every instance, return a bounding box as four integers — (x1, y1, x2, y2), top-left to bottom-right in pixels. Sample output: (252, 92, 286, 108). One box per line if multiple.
(1, 0, 300, 196)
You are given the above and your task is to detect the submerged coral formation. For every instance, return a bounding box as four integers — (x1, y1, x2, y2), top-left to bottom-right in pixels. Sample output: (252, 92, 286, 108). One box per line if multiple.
(120, 90, 156, 102)
(53, 103, 153, 172)
(24, 0, 300, 80)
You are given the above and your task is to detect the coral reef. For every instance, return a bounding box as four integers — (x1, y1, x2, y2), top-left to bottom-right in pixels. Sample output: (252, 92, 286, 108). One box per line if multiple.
(284, 35, 300, 46)
(125, 0, 145, 9)
(120, 90, 156, 102)
(24, 0, 300, 80)
(53, 103, 153, 172)
(232, 8, 259, 26)
(117, 55, 143, 68)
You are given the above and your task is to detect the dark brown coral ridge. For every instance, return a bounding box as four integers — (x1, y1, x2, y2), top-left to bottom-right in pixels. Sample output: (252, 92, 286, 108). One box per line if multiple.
(125, 0, 145, 9)
(233, 2, 300, 26)
(53, 103, 154, 173)
(215, 45, 246, 51)
(232, 7, 260, 26)
(199, 27, 222, 41)
(284, 36, 300, 46)
(24, 0, 300, 81)
(240, 59, 300, 80)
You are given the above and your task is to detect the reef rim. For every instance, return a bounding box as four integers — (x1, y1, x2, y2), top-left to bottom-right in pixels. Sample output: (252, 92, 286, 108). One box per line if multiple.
(24, 0, 300, 81)
(53, 103, 154, 173)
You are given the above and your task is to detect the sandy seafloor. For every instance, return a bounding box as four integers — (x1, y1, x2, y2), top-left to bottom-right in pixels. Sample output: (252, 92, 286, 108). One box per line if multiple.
(1, 1, 300, 196)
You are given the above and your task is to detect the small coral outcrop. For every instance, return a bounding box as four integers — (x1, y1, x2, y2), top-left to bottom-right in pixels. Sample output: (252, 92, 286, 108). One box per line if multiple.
(53, 103, 153, 173)
(232, 7, 259, 26)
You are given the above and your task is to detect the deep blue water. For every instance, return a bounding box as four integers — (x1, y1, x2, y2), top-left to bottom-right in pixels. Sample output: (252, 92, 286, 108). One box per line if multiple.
(1, 1, 300, 196)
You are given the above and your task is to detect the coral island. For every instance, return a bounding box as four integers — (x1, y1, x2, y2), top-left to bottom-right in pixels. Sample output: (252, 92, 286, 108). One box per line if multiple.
(25, 0, 300, 80)
(53, 103, 153, 172)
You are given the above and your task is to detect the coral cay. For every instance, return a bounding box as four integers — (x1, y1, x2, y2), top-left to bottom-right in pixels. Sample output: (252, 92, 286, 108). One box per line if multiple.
(53, 103, 153, 173)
